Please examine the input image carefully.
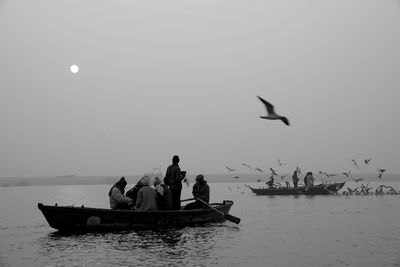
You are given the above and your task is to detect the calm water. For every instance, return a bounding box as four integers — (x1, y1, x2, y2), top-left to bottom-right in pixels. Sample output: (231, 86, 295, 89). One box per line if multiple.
(0, 181, 400, 267)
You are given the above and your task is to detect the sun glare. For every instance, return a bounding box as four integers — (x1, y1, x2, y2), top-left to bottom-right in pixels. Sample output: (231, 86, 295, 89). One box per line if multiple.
(70, 65, 79, 74)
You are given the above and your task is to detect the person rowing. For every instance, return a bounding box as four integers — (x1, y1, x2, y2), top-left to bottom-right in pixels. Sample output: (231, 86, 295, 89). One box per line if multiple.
(266, 176, 275, 188)
(184, 174, 210, 210)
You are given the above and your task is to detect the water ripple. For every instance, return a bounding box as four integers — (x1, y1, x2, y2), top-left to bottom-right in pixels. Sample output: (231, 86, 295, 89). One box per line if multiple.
(36, 224, 240, 266)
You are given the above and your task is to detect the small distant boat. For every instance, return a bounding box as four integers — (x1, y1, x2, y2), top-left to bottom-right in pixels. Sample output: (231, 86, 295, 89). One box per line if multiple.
(38, 200, 235, 232)
(249, 182, 346, 196)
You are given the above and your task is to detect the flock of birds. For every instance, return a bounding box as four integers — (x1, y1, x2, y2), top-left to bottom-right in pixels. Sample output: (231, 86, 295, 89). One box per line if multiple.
(342, 184, 399, 196)
(221, 96, 395, 195)
(224, 156, 395, 195)
(226, 157, 387, 184)
(254, 96, 387, 181)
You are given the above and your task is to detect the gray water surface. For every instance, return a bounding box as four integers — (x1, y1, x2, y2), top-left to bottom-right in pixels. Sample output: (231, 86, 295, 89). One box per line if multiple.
(0, 182, 399, 266)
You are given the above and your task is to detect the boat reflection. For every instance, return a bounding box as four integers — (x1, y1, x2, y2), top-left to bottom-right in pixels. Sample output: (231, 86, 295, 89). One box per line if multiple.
(39, 224, 240, 266)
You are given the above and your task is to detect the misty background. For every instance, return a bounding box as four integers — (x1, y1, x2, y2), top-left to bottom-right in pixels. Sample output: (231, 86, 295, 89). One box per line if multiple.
(1, 0, 399, 178)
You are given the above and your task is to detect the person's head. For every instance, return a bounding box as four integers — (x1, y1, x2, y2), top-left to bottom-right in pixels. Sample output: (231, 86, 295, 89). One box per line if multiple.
(172, 155, 180, 164)
(109, 176, 128, 196)
(196, 174, 204, 183)
(141, 176, 150, 186)
(135, 179, 143, 188)
(293, 170, 297, 175)
(154, 177, 161, 186)
(307, 172, 312, 176)
(116, 176, 127, 189)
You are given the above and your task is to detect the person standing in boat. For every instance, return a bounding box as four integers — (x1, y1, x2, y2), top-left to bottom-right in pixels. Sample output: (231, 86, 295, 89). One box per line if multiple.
(136, 176, 158, 211)
(185, 174, 210, 210)
(292, 170, 299, 188)
(164, 155, 186, 210)
(153, 177, 172, 210)
(303, 173, 308, 187)
(108, 177, 133, 210)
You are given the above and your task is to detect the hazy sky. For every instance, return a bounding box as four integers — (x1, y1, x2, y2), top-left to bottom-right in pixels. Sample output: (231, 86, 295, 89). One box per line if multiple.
(1, 0, 400, 177)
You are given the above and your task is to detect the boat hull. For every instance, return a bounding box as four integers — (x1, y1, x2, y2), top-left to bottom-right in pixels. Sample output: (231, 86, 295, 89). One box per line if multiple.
(249, 182, 345, 196)
(38, 201, 234, 232)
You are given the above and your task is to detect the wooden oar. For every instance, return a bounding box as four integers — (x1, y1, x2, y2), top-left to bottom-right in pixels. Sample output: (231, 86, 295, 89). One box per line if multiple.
(181, 198, 195, 202)
(195, 197, 241, 224)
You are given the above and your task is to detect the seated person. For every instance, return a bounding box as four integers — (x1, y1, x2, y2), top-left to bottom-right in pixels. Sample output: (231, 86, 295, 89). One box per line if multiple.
(135, 176, 157, 211)
(154, 177, 172, 210)
(108, 177, 133, 209)
(126, 179, 144, 207)
(305, 172, 315, 189)
(266, 176, 274, 188)
(185, 174, 210, 210)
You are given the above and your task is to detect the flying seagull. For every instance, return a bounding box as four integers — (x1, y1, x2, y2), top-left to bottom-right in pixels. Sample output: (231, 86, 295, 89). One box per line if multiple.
(347, 187, 359, 194)
(226, 166, 237, 172)
(270, 168, 277, 176)
(241, 163, 252, 169)
(296, 166, 302, 174)
(326, 173, 338, 178)
(364, 158, 372, 165)
(342, 171, 351, 177)
(352, 178, 363, 183)
(377, 169, 386, 179)
(351, 159, 360, 169)
(233, 176, 240, 180)
(277, 158, 286, 167)
(257, 96, 290, 126)
(254, 167, 264, 173)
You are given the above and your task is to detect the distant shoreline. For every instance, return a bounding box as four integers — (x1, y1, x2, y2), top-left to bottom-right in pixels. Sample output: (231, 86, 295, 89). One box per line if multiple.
(0, 173, 398, 187)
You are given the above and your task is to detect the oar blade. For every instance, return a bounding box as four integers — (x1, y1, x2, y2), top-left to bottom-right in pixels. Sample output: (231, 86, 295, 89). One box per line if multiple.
(223, 213, 241, 224)
(194, 197, 241, 224)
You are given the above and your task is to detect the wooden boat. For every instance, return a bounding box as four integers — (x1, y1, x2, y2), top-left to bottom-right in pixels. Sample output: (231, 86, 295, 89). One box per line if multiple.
(38, 200, 235, 232)
(249, 182, 346, 196)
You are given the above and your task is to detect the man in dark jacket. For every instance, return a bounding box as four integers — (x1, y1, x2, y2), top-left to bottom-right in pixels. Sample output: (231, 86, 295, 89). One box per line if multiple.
(185, 174, 210, 210)
(164, 155, 186, 210)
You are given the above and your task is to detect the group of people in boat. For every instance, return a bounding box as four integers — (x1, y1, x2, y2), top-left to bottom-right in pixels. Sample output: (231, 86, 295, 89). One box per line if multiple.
(266, 170, 315, 189)
(108, 155, 210, 211)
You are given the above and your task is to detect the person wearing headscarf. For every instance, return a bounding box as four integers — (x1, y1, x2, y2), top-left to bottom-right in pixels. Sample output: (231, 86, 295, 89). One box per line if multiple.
(304, 172, 314, 189)
(184, 174, 210, 210)
(266, 176, 275, 188)
(108, 177, 133, 209)
(126, 178, 144, 207)
(164, 155, 186, 210)
(153, 177, 172, 210)
(135, 176, 157, 211)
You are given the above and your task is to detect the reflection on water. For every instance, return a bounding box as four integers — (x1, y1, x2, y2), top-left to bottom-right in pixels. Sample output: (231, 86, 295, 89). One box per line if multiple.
(38, 225, 240, 267)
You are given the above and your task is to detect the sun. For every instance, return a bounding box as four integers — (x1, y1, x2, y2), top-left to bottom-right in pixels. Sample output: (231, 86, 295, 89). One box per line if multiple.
(70, 65, 79, 74)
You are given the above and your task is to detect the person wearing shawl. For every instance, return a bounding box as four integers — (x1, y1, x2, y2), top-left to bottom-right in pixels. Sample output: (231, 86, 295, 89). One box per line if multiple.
(153, 177, 172, 210)
(266, 176, 274, 188)
(108, 177, 133, 209)
(126, 179, 144, 207)
(304, 172, 315, 190)
(184, 174, 210, 210)
(135, 176, 157, 211)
